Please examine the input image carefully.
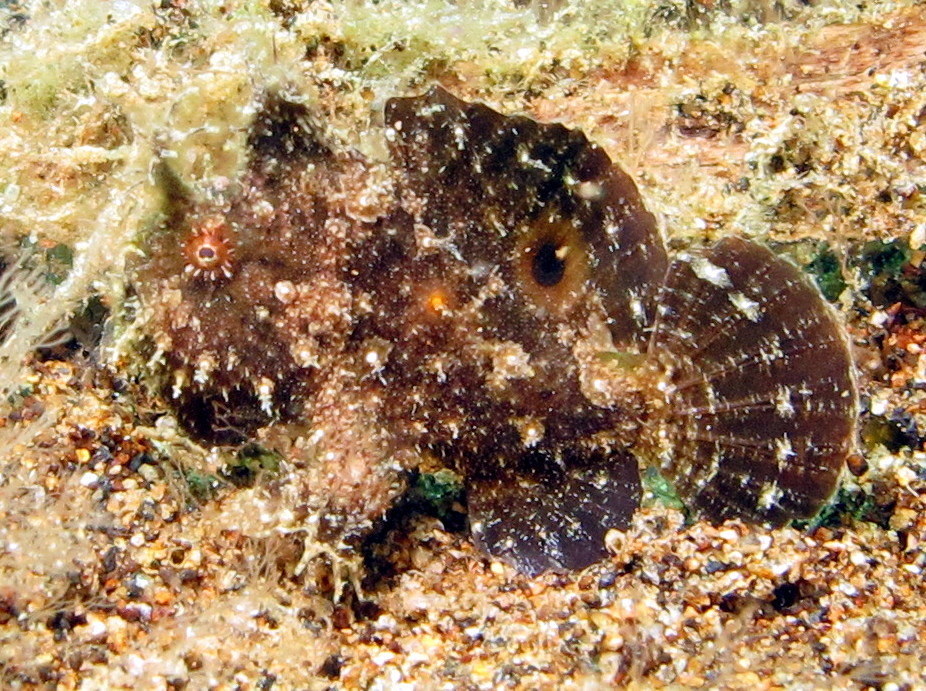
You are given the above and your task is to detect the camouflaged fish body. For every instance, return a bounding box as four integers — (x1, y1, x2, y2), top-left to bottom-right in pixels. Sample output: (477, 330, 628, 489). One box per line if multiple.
(137, 86, 858, 577)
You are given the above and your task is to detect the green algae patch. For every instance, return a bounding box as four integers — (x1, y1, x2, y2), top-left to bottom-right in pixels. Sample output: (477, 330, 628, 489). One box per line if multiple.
(411, 469, 465, 522)
(772, 240, 848, 302)
(793, 484, 893, 532)
(642, 466, 688, 517)
(859, 239, 926, 309)
(223, 443, 284, 488)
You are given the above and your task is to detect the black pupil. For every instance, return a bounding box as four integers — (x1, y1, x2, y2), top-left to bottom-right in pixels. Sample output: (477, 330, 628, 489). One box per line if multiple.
(532, 241, 566, 287)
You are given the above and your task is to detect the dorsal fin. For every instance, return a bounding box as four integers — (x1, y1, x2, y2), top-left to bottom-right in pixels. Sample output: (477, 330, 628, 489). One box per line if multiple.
(648, 237, 857, 524)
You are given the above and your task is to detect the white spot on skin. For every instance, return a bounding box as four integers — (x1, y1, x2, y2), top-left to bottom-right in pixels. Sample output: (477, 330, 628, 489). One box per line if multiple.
(758, 482, 784, 510)
(775, 386, 796, 418)
(514, 418, 545, 448)
(257, 377, 275, 416)
(253, 200, 274, 218)
(762, 335, 784, 361)
(171, 370, 187, 399)
(516, 149, 553, 173)
(294, 346, 318, 368)
(274, 280, 296, 304)
(453, 124, 466, 150)
(687, 254, 732, 288)
(729, 291, 762, 322)
(485, 341, 535, 388)
(701, 453, 721, 486)
(775, 436, 795, 468)
(193, 355, 216, 384)
(576, 181, 604, 200)
(628, 292, 646, 326)
(362, 340, 392, 376)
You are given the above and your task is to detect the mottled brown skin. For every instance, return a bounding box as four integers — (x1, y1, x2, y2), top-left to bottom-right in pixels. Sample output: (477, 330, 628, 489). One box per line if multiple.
(138, 95, 406, 545)
(143, 97, 385, 443)
(135, 87, 858, 578)
(365, 88, 667, 573)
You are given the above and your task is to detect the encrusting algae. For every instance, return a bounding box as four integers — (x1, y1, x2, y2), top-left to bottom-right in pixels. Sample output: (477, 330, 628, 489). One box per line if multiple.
(135, 86, 858, 576)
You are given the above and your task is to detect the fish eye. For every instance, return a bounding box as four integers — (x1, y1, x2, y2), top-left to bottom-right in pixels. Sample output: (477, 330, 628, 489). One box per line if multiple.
(513, 220, 589, 317)
(532, 240, 567, 287)
(182, 217, 236, 281)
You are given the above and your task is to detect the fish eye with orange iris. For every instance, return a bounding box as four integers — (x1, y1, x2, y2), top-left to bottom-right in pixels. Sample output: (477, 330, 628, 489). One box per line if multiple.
(182, 216, 236, 281)
(135, 86, 859, 578)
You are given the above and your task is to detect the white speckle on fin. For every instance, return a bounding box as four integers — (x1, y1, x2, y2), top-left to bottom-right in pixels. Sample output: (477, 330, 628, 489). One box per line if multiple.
(729, 291, 762, 322)
(687, 254, 732, 288)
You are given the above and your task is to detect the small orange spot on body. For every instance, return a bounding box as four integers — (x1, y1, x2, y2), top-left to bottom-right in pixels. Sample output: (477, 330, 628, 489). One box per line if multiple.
(405, 280, 457, 333)
(427, 290, 450, 315)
